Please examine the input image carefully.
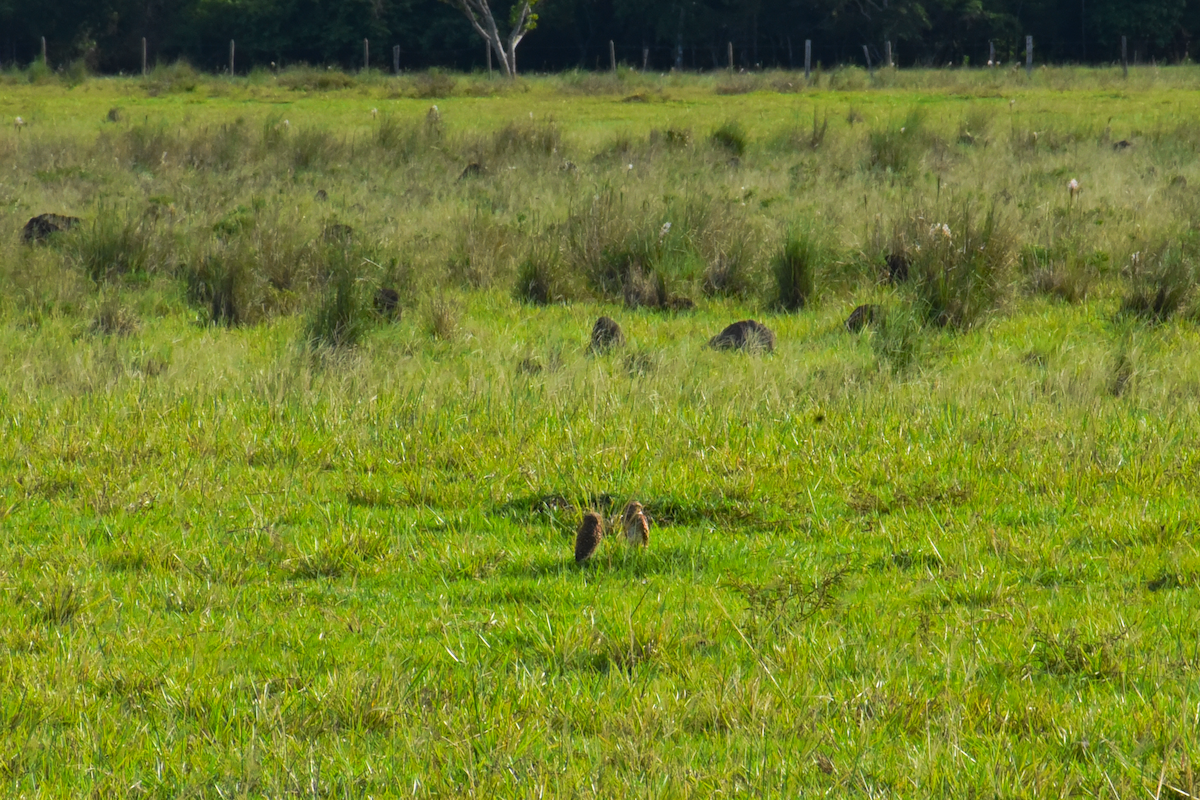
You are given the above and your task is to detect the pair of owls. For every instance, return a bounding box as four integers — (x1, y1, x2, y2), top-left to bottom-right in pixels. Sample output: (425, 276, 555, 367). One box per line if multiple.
(574, 501, 649, 564)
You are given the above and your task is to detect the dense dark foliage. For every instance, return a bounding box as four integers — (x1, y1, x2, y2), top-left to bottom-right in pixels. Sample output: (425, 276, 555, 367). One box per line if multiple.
(3, 0, 1199, 73)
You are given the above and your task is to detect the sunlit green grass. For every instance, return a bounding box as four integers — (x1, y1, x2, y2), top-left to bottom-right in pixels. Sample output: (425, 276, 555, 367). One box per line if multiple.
(1, 67, 1200, 797)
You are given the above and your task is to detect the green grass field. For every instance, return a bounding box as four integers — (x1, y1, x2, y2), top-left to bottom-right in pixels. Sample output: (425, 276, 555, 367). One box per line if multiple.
(2, 64, 1200, 797)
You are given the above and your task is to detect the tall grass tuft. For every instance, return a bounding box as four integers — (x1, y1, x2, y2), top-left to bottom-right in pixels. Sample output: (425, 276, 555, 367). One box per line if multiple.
(909, 206, 1014, 329)
(1024, 244, 1094, 303)
(772, 226, 826, 311)
(489, 119, 562, 159)
(90, 294, 139, 336)
(514, 243, 571, 305)
(186, 252, 247, 327)
(711, 120, 748, 157)
(426, 295, 460, 340)
(564, 189, 639, 297)
(70, 212, 153, 282)
(1119, 240, 1197, 322)
(307, 258, 370, 349)
(292, 127, 342, 171)
(871, 305, 924, 373)
(33, 581, 82, 625)
(867, 109, 929, 173)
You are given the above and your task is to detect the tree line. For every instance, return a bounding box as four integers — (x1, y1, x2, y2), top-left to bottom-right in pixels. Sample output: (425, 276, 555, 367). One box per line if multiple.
(2, 0, 1197, 75)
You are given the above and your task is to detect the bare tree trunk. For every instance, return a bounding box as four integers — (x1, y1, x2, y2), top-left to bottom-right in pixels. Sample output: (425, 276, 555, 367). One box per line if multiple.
(444, 0, 534, 77)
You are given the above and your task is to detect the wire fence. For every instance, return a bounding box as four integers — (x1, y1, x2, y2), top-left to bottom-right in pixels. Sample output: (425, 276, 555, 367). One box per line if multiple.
(0, 32, 1180, 75)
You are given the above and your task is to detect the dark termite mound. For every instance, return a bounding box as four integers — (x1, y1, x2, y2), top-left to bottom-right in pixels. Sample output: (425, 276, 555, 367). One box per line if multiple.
(22, 213, 82, 244)
(459, 162, 486, 180)
(886, 252, 909, 283)
(374, 287, 401, 320)
(845, 304, 883, 333)
(589, 316, 625, 353)
(708, 320, 775, 353)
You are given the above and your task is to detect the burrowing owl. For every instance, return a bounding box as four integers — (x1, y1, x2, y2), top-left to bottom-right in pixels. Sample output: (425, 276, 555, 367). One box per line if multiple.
(574, 511, 604, 564)
(621, 501, 650, 548)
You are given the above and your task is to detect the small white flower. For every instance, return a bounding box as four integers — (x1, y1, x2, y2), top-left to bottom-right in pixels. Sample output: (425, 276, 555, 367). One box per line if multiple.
(282, 119, 290, 128)
(900, 127, 906, 133)
(1068, 178, 1080, 196)
(370, 108, 378, 118)
(627, 163, 634, 171)
(659, 222, 672, 240)
(14, 116, 24, 127)
(1009, 99, 1015, 110)
(929, 223, 951, 240)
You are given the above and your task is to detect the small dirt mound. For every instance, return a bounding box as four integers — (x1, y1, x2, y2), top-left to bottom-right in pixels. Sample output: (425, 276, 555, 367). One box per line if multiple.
(590, 316, 625, 352)
(708, 320, 775, 353)
(315, 189, 328, 201)
(574, 511, 604, 564)
(374, 287, 401, 320)
(1113, 140, 1133, 151)
(22, 213, 82, 244)
(845, 304, 883, 333)
(886, 252, 909, 283)
(459, 162, 486, 180)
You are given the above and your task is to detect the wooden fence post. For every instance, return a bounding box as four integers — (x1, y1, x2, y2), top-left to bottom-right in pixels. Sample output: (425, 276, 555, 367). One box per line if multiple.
(885, 41, 893, 68)
(1121, 36, 1128, 77)
(229, 40, 235, 76)
(363, 39, 369, 70)
(142, 37, 147, 76)
(1025, 35, 1032, 76)
(863, 44, 872, 74)
(393, 45, 400, 74)
(610, 40, 616, 72)
(642, 47, 649, 70)
(804, 39, 811, 80)
(41, 36, 47, 67)
(989, 40, 995, 66)
(728, 42, 733, 71)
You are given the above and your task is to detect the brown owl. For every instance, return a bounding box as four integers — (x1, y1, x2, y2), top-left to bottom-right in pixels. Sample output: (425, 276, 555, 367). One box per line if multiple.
(574, 511, 604, 564)
(621, 501, 650, 548)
